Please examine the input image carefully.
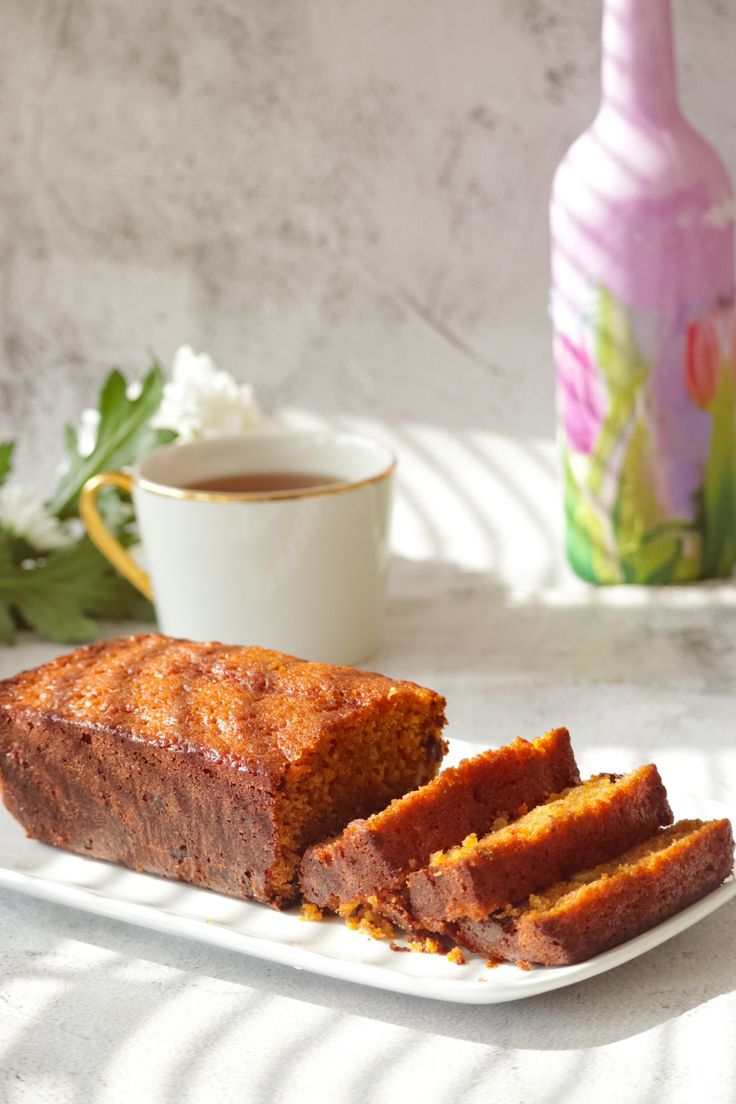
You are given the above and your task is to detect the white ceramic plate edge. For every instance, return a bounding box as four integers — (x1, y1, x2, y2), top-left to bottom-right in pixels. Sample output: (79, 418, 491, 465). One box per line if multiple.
(0, 855, 733, 1005)
(0, 743, 734, 1005)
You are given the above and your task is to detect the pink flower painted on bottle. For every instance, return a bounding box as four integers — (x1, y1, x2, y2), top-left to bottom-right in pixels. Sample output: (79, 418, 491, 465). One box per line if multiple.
(555, 334, 606, 455)
(683, 302, 736, 577)
(685, 305, 736, 409)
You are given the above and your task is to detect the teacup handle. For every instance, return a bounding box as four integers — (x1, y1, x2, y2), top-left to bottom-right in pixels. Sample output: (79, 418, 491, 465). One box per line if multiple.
(80, 472, 154, 601)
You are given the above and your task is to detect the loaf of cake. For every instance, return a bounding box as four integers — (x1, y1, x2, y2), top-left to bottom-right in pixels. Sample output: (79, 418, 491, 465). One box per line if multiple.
(406, 765, 673, 925)
(451, 818, 735, 965)
(0, 634, 448, 907)
(300, 727, 580, 910)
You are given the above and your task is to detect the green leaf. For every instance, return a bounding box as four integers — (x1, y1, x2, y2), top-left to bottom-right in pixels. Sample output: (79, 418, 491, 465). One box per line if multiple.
(0, 528, 14, 573)
(564, 452, 597, 582)
(701, 369, 736, 578)
(613, 413, 663, 543)
(0, 442, 14, 487)
(563, 451, 621, 583)
(47, 539, 154, 621)
(48, 363, 175, 519)
(595, 285, 649, 392)
(641, 537, 683, 585)
(620, 530, 683, 585)
(604, 398, 708, 584)
(0, 532, 154, 645)
(63, 423, 79, 463)
(0, 600, 16, 644)
(0, 359, 173, 645)
(588, 286, 650, 500)
(15, 591, 98, 644)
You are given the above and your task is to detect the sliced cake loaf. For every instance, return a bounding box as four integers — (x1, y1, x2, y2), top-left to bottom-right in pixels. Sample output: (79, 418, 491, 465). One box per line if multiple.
(299, 727, 580, 910)
(451, 818, 735, 965)
(0, 634, 448, 908)
(406, 765, 673, 926)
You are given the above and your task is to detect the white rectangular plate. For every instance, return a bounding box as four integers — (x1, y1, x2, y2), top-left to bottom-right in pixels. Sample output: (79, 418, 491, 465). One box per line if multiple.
(0, 741, 734, 1004)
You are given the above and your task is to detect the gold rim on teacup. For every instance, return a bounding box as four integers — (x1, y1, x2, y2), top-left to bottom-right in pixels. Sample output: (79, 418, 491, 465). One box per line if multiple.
(134, 462, 396, 504)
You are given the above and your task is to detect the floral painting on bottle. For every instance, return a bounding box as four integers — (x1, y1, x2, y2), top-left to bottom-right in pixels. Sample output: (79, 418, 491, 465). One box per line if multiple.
(557, 285, 736, 584)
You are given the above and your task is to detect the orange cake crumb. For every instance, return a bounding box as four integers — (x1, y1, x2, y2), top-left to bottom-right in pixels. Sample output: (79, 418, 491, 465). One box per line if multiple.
(300, 902, 324, 923)
(339, 902, 395, 941)
(408, 936, 444, 955)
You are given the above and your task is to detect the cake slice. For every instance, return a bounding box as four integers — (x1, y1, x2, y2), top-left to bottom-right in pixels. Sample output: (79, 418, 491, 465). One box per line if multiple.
(299, 727, 580, 909)
(0, 633, 447, 908)
(451, 818, 734, 965)
(406, 765, 673, 925)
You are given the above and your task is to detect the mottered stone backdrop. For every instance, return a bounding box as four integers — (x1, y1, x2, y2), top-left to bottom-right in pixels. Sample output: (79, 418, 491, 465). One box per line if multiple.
(1, 0, 735, 486)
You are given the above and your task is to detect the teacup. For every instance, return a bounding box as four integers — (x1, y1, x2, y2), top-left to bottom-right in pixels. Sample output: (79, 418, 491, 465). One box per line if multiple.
(80, 429, 395, 664)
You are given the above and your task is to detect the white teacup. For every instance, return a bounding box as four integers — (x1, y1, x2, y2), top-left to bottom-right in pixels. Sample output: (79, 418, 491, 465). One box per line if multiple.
(80, 430, 395, 664)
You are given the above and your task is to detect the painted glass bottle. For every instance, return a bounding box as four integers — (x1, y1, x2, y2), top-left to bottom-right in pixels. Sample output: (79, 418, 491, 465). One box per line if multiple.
(550, 0, 736, 583)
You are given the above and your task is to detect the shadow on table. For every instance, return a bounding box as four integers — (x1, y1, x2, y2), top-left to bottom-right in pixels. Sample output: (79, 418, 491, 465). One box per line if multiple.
(2, 563, 736, 1099)
(0, 887, 734, 1104)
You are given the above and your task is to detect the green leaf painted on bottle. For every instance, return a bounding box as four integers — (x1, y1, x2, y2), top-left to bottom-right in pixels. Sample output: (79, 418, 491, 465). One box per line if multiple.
(595, 285, 650, 392)
(587, 285, 649, 501)
(641, 539, 682, 585)
(701, 368, 736, 578)
(564, 451, 621, 584)
(564, 452, 596, 582)
(611, 406, 691, 584)
(624, 528, 682, 585)
(564, 283, 653, 584)
(613, 411, 659, 544)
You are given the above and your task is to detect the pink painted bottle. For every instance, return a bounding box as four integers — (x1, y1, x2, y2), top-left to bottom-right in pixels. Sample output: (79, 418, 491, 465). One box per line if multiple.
(551, 0, 736, 584)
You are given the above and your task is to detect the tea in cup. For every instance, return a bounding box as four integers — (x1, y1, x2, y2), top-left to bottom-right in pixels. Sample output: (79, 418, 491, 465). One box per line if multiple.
(80, 430, 395, 664)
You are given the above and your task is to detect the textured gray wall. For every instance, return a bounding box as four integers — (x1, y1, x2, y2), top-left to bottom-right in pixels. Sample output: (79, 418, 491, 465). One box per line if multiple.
(2, 0, 735, 484)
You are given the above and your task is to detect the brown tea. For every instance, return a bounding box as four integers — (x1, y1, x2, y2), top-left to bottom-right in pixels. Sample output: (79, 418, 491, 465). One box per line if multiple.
(181, 471, 344, 494)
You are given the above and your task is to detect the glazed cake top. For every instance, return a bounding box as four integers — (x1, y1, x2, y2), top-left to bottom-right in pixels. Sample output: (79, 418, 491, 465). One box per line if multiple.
(0, 634, 445, 772)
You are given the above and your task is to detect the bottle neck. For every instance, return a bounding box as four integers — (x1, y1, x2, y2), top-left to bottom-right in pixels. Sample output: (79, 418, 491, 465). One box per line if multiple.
(600, 0, 681, 126)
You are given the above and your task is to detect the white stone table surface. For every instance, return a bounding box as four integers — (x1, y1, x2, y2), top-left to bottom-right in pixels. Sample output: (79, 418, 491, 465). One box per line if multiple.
(1, 423, 735, 1104)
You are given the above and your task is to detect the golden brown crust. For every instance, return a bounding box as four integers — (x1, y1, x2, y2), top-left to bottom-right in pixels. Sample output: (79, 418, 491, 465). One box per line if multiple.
(406, 765, 674, 924)
(0, 633, 442, 774)
(299, 728, 580, 909)
(0, 634, 447, 906)
(451, 818, 735, 965)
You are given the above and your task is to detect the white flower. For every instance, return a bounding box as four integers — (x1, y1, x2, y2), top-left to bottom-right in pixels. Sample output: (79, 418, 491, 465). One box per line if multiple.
(152, 345, 264, 441)
(0, 484, 76, 551)
(72, 348, 262, 463)
(76, 407, 101, 458)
